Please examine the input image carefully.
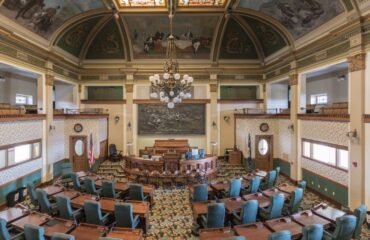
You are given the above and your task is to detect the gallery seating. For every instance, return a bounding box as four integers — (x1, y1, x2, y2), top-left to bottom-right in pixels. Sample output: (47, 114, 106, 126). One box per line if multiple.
(302, 224, 323, 240)
(114, 203, 140, 229)
(259, 193, 285, 220)
(232, 200, 258, 225)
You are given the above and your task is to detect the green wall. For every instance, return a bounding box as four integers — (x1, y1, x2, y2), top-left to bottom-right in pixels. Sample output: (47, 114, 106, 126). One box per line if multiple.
(53, 159, 70, 178)
(273, 158, 291, 177)
(220, 86, 258, 100)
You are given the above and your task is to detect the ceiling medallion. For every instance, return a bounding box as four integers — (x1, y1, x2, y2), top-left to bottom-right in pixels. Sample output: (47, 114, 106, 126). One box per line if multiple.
(149, 0, 193, 109)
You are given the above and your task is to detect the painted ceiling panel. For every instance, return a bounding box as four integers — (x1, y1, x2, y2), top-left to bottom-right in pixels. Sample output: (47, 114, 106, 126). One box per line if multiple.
(238, 0, 345, 39)
(219, 18, 258, 60)
(242, 16, 287, 57)
(85, 18, 125, 60)
(56, 17, 102, 57)
(0, 0, 104, 39)
(124, 15, 220, 59)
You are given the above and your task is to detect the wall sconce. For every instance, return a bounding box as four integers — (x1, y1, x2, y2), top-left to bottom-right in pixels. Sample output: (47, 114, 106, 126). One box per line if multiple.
(287, 124, 294, 133)
(346, 129, 358, 141)
(127, 122, 132, 131)
(212, 121, 217, 128)
(223, 116, 230, 122)
(114, 115, 120, 123)
(49, 125, 56, 131)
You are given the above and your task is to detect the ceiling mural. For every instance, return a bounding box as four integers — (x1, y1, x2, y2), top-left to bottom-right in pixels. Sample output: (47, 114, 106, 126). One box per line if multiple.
(85, 18, 125, 60)
(124, 15, 220, 59)
(0, 0, 104, 39)
(56, 17, 102, 57)
(242, 16, 287, 57)
(219, 18, 258, 60)
(238, 0, 345, 39)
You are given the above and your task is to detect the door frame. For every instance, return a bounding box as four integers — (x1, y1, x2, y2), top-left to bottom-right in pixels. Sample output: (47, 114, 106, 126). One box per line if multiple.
(69, 135, 88, 172)
(255, 135, 273, 170)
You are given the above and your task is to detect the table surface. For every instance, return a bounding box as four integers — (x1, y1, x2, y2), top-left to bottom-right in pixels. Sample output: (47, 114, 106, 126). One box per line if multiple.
(11, 212, 50, 230)
(70, 194, 98, 208)
(192, 201, 216, 217)
(199, 227, 236, 240)
(220, 197, 245, 213)
(41, 185, 64, 196)
(210, 181, 248, 192)
(262, 188, 289, 198)
(292, 210, 332, 228)
(0, 205, 30, 223)
(70, 223, 106, 240)
(95, 180, 129, 192)
(242, 193, 270, 208)
(52, 190, 80, 200)
(278, 184, 297, 193)
(189, 185, 213, 194)
(265, 216, 303, 239)
(41, 217, 75, 237)
(234, 222, 272, 239)
(106, 227, 143, 240)
(312, 203, 346, 222)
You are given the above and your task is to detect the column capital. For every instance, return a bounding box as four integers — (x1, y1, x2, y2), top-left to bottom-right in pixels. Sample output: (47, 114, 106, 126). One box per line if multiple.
(289, 73, 298, 86)
(210, 83, 218, 93)
(45, 74, 54, 86)
(126, 84, 134, 93)
(348, 53, 366, 72)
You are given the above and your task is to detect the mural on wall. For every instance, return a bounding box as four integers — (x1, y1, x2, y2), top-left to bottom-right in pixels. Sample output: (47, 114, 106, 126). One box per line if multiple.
(219, 18, 258, 59)
(0, 0, 104, 39)
(138, 104, 206, 135)
(124, 15, 219, 59)
(238, 0, 344, 39)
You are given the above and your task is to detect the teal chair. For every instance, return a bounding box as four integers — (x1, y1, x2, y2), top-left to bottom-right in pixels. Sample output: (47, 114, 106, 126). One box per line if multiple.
(268, 230, 291, 240)
(114, 203, 140, 228)
(323, 215, 357, 240)
(242, 176, 260, 195)
(51, 233, 75, 240)
(222, 179, 241, 198)
(222, 237, 246, 240)
(200, 203, 225, 228)
(60, 163, 73, 187)
(273, 167, 280, 186)
(101, 180, 119, 198)
(36, 189, 57, 215)
(353, 204, 367, 239)
(128, 184, 148, 201)
(26, 183, 38, 207)
(259, 193, 284, 220)
(283, 188, 303, 215)
(83, 177, 101, 195)
(192, 184, 208, 202)
(55, 196, 82, 221)
(24, 224, 44, 240)
(259, 170, 277, 191)
(71, 173, 83, 192)
(0, 218, 24, 240)
(302, 224, 323, 240)
(232, 200, 258, 225)
(83, 201, 110, 226)
(298, 180, 307, 192)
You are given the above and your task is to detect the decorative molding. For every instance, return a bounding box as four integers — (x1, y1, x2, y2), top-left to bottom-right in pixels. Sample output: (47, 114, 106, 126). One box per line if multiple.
(53, 114, 109, 119)
(210, 84, 218, 93)
(45, 75, 54, 86)
(217, 99, 264, 104)
(297, 114, 350, 122)
(126, 84, 134, 93)
(133, 99, 211, 104)
(302, 167, 348, 188)
(348, 53, 366, 72)
(289, 74, 298, 86)
(81, 99, 126, 104)
(0, 114, 46, 122)
(234, 113, 290, 119)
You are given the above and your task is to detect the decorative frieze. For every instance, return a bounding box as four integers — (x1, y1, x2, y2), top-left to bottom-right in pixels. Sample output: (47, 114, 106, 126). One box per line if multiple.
(126, 84, 134, 93)
(348, 53, 366, 72)
(210, 84, 218, 93)
(45, 75, 54, 86)
(289, 74, 298, 86)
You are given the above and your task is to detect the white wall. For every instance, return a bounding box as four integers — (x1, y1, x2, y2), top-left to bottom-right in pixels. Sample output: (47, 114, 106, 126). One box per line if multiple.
(0, 73, 38, 105)
(268, 83, 289, 110)
(54, 84, 77, 110)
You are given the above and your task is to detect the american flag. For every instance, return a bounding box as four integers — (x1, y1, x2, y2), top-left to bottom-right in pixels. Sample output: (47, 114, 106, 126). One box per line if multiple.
(88, 133, 95, 169)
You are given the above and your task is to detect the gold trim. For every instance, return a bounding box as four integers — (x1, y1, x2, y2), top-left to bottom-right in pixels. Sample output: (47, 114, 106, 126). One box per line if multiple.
(348, 53, 366, 72)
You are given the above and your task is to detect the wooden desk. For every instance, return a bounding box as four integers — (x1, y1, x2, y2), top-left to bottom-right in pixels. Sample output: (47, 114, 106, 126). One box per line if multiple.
(192, 201, 214, 218)
(277, 184, 297, 194)
(234, 222, 272, 239)
(41, 217, 75, 238)
(106, 227, 143, 240)
(99, 197, 120, 212)
(292, 210, 332, 228)
(312, 203, 346, 223)
(70, 194, 97, 208)
(179, 156, 217, 174)
(41, 185, 64, 196)
(95, 180, 129, 192)
(0, 205, 30, 223)
(189, 185, 214, 196)
(80, 175, 100, 182)
(52, 190, 80, 200)
(125, 200, 150, 233)
(70, 223, 106, 240)
(242, 193, 270, 208)
(199, 227, 236, 240)
(243, 170, 267, 181)
(220, 197, 245, 214)
(11, 212, 50, 230)
(262, 188, 289, 199)
(228, 151, 242, 165)
(126, 157, 164, 172)
(210, 181, 248, 193)
(265, 217, 302, 239)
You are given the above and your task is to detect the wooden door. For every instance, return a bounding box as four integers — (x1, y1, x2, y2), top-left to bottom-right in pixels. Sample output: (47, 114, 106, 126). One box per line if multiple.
(70, 136, 88, 172)
(255, 135, 273, 171)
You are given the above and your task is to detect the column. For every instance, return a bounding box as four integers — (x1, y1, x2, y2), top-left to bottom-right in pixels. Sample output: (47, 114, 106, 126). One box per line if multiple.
(364, 53, 370, 208)
(124, 74, 134, 156)
(209, 74, 219, 155)
(289, 72, 300, 181)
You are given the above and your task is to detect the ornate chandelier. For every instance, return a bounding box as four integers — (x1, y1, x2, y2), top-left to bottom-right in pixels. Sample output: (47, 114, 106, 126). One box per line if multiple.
(149, 1, 193, 109)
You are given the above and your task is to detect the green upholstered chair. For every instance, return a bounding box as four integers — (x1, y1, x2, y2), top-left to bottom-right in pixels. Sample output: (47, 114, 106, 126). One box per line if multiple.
(273, 166, 280, 186)
(268, 230, 291, 240)
(24, 224, 44, 240)
(83, 177, 101, 195)
(51, 233, 75, 240)
(323, 215, 357, 240)
(101, 180, 119, 198)
(298, 180, 307, 192)
(242, 176, 260, 195)
(232, 199, 258, 225)
(283, 188, 303, 215)
(302, 224, 323, 240)
(35, 189, 58, 215)
(83, 200, 110, 226)
(70, 173, 83, 192)
(259, 193, 284, 220)
(228, 179, 242, 198)
(353, 204, 367, 239)
(55, 196, 82, 221)
(259, 170, 277, 191)
(26, 183, 38, 207)
(128, 184, 148, 201)
(200, 203, 225, 229)
(192, 184, 208, 202)
(0, 218, 23, 240)
(114, 203, 140, 229)
(60, 163, 73, 187)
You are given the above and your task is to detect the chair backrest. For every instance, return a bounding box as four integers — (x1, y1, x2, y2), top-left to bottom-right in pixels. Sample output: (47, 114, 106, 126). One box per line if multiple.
(102, 181, 116, 198)
(288, 188, 303, 214)
(36, 189, 52, 214)
(24, 224, 45, 240)
(129, 184, 145, 201)
(61, 162, 73, 176)
(273, 167, 280, 186)
(298, 180, 307, 192)
(229, 179, 242, 198)
(240, 200, 258, 224)
(332, 215, 357, 240)
(84, 200, 103, 225)
(267, 170, 277, 189)
(70, 173, 81, 191)
(115, 203, 135, 228)
(353, 204, 367, 239)
(26, 183, 38, 206)
(55, 196, 73, 220)
(268, 193, 284, 219)
(249, 176, 261, 194)
(206, 203, 225, 228)
(51, 233, 75, 240)
(109, 144, 117, 155)
(84, 177, 97, 195)
(301, 224, 323, 240)
(193, 184, 208, 202)
(0, 218, 10, 240)
(268, 230, 291, 240)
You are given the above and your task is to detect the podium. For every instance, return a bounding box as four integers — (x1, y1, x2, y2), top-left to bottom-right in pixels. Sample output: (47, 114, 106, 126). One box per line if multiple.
(228, 151, 243, 165)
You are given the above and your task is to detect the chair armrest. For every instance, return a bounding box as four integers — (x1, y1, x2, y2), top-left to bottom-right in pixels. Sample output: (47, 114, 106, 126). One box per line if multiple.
(143, 195, 149, 201)
(133, 215, 140, 228)
(200, 215, 207, 228)
(10, 232, 24, 240)
(102, 213, 110, 225)
(259, 207, 268, 214)
(232, 212, 241, 222)
(323, 230, 334, 240)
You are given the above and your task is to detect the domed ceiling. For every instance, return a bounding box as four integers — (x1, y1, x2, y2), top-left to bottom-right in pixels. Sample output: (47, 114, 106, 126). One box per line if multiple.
(0, 0, 355, 63)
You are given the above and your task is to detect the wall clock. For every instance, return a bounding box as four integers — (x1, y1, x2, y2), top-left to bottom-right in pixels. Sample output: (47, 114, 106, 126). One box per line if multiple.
(259, 123, 269, 132)
(74, 123, 83, 133)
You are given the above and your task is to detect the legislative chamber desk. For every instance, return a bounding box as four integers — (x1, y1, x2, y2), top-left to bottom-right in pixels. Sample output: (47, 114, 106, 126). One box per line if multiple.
(0, 205, 29, 223)
(70, 223, 106, 240)
(292, 210, 331, 228)
(41, 218, 75, 238)
(312, 203, 346, 223)
(234, 222, 272, 239)
(106, 227, 143, 240)
(199, 227, 236, 240)
(265, 217, 303, 239)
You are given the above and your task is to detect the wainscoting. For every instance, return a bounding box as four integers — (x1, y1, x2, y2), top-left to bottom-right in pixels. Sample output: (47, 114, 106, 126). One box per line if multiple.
(273, 158, 291, 177)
